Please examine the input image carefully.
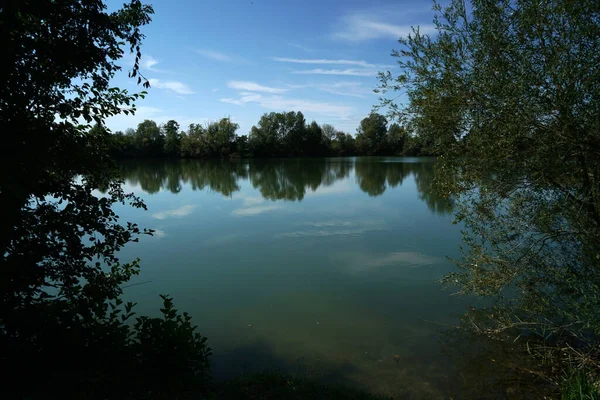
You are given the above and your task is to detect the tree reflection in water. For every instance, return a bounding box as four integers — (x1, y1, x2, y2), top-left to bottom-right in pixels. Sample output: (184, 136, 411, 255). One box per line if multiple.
(118, 157, 454, 214)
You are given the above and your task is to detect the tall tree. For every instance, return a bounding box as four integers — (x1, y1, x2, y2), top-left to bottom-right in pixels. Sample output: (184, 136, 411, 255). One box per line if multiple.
(135, 119, 164, 156)
(1, 1, 210, 397)
(163, 119, 181, 156)
(378, 0, 600, 389)
(386, 123, 407, 155)
(355, 113, 388, 155)
(305, 121, 324, 156)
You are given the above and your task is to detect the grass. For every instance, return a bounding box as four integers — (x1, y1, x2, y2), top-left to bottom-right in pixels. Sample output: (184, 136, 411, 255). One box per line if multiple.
(561, 370, 600, 400)
(210, 372, 390, 400)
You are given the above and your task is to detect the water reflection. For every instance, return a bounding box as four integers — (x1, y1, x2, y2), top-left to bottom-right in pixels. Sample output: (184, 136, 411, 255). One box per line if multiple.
(118, 158, 454, 214)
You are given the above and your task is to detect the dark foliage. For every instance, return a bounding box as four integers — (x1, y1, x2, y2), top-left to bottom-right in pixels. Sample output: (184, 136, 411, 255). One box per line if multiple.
(1, 1, 211, 398)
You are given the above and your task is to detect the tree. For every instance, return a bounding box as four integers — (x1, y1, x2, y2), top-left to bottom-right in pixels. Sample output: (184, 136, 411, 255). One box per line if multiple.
(378, 0, 600, 391)
(355, 113, 388, 155)
(279, 111, 307, 156)
(249, 111, 307, 157)
(205, 118, 238, 157)
(386, 123, 407, 155)
(0, 1, 210, 397)
(331, 131, 356, 156)
(135, 119, 164, 156)
(321, 124, 337, 144)
(163, 119, 181, 156)
(234, 135, 249, 158)
(181, 122, 208, 157)
(305, 121, 324, 156)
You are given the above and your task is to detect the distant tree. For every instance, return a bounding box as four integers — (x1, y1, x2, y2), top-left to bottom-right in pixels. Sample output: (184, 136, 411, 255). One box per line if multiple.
(135, 119, 164, 156)
(387, 123, 407, 155)
(355, 113, 388, 155)
(321, 124, 337, 143)
(163, 119, 181, 156)
(331, 131, 356, 156)
(249, 111, 307, 157)
(205, 118, 238, 157)
(180, 123, 204, 157)
(305, 121, 324, 156)
(280, 111, 307, 156)
(234, 135, 249, 158)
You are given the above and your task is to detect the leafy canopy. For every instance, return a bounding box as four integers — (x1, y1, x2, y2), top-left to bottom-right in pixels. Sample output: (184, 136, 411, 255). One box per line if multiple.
(1, 1, 211, 397)
(378, 0, 600, 386)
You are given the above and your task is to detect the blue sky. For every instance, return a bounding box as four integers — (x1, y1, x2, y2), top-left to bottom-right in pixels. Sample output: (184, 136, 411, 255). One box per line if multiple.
(106, 0, 436, 135)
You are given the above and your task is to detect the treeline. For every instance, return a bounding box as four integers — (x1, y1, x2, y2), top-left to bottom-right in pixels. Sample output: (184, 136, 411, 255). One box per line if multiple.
(106, 112, 435, 159)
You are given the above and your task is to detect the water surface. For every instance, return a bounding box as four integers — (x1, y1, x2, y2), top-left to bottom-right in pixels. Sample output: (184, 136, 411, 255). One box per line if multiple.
(115, 157, 471, 397)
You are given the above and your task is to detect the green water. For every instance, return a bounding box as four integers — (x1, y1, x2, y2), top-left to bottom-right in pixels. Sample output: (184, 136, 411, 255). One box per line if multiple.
(115, 157, 472, 397)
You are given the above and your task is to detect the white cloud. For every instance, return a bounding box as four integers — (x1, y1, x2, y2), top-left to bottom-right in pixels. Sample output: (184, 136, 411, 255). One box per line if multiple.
(241, 196, 264, 206)
(141, 55, 167, 73)
(148, 78, 194, 95)
(332, 251, 440, 274)
(212, 88, 220, 92)
(293, 68, 377, 77)
(220, 92, 354, 119)
(194, 49, 233, 62)
(276, 219, 388, 238)
(104, 105, 208, 132)
(153, 228, 167, 238)
(220, 98, 246, 106)
(105, 106, 163, 132)
(364, 252, 439, 268)
(203, 233, 247, 246)
(273, 57, 376, 68)
(227, 81, 287, 94)
(304, 180, 353, 197)
(333, 12, 435, 41)
(232, 204, 284, 216)
(314, 81, 374, 98)
(152, 205, 196, 220)
(287, 42, 319, 53)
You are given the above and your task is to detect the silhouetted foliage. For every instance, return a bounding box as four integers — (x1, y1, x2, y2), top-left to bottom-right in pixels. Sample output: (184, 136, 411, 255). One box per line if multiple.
(1, 1, 211, 398)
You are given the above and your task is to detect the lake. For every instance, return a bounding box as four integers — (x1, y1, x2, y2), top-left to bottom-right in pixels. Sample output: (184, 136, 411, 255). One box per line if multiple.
(114, 157, 474, 397)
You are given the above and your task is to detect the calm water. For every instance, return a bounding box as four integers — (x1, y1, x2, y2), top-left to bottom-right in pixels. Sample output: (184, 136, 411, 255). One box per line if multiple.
(114, 157, 474, 397)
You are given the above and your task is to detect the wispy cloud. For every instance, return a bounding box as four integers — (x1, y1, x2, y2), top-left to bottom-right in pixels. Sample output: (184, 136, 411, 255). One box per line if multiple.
(333, 11, 435, 41)
(152, 205, 196, 220)
(202, 233, 248, 246)
(276, 220, 388, 238)
(194, 49, 234, 62)
(287, 42, 320, 53)
(273, 57, 376, 68)
(141, 55, 168, 73)
(241, 196, 264, 206)
(148, 78, 194, 95)
(220, 92, 354, 119)
(232, 204, 284, 216)
(293, 68, 377, 77)
(227, 81, 287, 94)
(304, 180, 353, 196)
(332, 251, 440, 274)
(153, 228, 167, 238)
(105, 105, 208, 132)
(314, 81, 374, 98)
